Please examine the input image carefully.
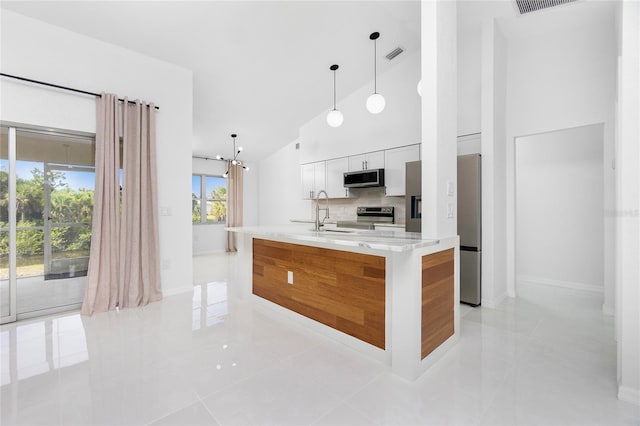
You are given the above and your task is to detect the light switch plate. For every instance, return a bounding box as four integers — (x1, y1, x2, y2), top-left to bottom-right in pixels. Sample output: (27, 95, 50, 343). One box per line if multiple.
(447, 203, 455, 218)
(446, 181, 454, 197)
(287, 271, 294, 284)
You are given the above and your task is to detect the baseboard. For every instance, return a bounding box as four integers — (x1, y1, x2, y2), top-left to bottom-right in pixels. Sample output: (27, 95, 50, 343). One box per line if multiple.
(618, 385, 640, 406)
(518, 275, 604, 293)
(481, 292, 507, 309)
(162, 284, 194, 297)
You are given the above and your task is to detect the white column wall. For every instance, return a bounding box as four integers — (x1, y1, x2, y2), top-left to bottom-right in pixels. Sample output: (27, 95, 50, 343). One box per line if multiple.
(421, 0, 457, 240)
(480, 19, 508, 307)
(616, 0, 640, 406)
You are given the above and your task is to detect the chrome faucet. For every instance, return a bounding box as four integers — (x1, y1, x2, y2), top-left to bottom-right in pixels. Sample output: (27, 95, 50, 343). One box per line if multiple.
(314, 190, 330, 231)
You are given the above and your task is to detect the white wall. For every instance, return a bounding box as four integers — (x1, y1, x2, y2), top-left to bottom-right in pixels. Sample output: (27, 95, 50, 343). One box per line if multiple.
(504, 5, 617, 311)
(516, 124, 604, 291)
(1, 10, 194, 295)
(299, 51, 421, 164)
(258, 140, 308, 225)
(457, 16, 482, 136)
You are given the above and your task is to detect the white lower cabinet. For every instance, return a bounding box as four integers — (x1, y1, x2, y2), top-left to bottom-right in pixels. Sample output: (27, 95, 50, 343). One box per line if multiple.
(326, 157, 350, 198)
(384, 144, 421, 196)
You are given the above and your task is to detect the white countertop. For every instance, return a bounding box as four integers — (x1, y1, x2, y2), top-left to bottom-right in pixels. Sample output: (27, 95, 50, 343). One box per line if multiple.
(226, 225, 439, 252)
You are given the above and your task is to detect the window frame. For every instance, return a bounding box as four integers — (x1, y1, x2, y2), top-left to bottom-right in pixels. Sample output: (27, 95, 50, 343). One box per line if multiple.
(192, 173, 227, 225)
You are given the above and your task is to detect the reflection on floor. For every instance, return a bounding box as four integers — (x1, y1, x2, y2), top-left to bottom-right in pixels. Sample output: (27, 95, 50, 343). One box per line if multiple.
(1, 274, 86, 318)
(1, 252, 638, 425)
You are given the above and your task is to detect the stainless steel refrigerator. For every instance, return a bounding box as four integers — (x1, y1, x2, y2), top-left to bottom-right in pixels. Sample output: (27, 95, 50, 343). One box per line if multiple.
(457, 154, 481, 306)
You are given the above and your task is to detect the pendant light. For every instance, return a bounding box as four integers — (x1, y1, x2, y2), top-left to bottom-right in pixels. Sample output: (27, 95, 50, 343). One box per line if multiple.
(216, 133, 249, 178)
(366, 32, 386, 114)
(326, 64, 344, 127)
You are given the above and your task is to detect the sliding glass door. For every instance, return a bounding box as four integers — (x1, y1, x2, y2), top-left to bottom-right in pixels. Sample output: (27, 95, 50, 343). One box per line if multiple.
(1, 125, 95, 323)
(1, 127, 15, 323)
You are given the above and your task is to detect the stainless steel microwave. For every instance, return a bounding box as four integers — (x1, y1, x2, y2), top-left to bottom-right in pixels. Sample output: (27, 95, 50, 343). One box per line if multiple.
(343, 168, 385, 188)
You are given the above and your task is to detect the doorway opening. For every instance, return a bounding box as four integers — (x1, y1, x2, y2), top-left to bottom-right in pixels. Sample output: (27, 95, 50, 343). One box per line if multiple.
(514, 123, 605, 298)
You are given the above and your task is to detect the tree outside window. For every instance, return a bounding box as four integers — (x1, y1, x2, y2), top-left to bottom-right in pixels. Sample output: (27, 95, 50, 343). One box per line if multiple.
(192, 174, 226, 224)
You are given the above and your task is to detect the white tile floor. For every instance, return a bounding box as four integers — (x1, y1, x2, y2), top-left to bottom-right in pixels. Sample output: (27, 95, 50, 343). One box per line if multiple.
(1, 252, 638, 425)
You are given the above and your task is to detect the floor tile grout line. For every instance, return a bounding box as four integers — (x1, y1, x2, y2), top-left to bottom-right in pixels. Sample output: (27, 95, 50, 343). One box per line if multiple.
(142, 396, 203, 426)
(301, 368, 387, 426)
(197, 393, 224, 426)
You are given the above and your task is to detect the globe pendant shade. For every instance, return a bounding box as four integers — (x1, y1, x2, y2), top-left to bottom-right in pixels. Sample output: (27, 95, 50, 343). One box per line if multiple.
(366, 93, 386, 114)
(326, 109, 344, 127)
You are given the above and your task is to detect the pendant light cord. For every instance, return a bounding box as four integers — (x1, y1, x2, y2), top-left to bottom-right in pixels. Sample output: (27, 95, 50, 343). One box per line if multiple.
(374, 38, 377, 94)
(333, 69, 337, 110)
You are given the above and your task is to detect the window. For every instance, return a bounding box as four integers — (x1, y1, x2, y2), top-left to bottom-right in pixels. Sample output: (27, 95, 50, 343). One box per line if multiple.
(192, 174, 226, 224)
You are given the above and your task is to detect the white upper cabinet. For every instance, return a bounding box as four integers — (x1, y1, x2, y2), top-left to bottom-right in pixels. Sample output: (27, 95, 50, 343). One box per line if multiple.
(301, 161, 326, 199)
(348, 151, 385, 171)
(326, 157, 350, 199)
(384, 144, 421, 196)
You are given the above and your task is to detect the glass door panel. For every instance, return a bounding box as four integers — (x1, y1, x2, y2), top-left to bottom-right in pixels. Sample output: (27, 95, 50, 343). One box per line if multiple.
(0, 127, 13, 323)
(45, 165, 95, 280)
(12, 129, 95, 318)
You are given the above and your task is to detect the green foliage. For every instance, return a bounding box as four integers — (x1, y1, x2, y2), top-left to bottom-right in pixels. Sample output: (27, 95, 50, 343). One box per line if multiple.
(208, 186, 226, 222)
(192, 203, 201, 223)
(0, 168, 94, 258)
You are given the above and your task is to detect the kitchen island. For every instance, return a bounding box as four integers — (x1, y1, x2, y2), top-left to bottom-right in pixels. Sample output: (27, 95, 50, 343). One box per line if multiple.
(227, 224, 460, 380)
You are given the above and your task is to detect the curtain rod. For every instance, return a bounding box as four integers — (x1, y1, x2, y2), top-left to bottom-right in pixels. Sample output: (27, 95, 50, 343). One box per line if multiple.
(193, 155, 225, 162)
(0, 72, 160, 110)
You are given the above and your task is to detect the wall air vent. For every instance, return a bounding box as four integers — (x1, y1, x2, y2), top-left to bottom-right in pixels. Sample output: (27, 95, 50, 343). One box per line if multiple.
(385, 47, 404, 61)
(515, 0, 577, 14)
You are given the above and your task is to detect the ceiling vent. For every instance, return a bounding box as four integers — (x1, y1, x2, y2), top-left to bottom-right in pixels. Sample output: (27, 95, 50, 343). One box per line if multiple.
(515, 0, 577, 14)
(385, 47, 404, 61)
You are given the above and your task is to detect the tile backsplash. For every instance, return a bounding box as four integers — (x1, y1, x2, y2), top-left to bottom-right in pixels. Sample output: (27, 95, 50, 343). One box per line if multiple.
(308, 187, 406, 224)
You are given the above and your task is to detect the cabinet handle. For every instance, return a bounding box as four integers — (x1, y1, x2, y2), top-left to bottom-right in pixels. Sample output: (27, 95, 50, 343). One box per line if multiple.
(365, 160, 368, 170)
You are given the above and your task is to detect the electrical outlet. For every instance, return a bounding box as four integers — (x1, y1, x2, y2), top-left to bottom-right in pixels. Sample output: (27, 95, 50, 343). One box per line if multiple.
(287, 271, 294, 284)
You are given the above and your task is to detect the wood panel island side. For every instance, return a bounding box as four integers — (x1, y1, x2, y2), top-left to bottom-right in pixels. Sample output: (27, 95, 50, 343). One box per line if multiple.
(227, 225, 460, 380)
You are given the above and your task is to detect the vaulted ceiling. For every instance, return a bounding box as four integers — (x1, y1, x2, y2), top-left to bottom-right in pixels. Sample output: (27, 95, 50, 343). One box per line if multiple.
(1, 1, 421, 162)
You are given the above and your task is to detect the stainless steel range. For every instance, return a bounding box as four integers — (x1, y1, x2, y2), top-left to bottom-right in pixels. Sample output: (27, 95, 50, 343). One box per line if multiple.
(337, 206, 394, 230)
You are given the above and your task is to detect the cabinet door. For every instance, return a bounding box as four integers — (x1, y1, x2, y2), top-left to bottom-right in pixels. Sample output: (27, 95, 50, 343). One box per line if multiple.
(348, 154, 366, 171)
(365, 151, 385, 170)
(384, 144, 421, 196)
(326, 157, 350, 198)
(313, 161, 326, 194)
(301, 163, 315, 199)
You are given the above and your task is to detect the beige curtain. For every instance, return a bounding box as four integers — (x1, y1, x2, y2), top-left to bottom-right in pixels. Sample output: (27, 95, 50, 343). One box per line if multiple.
(119, 99, 162, 308)
(81, 94, 162, 315)
(81, 94, 121, 315)
(226, 162, 243, 252)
